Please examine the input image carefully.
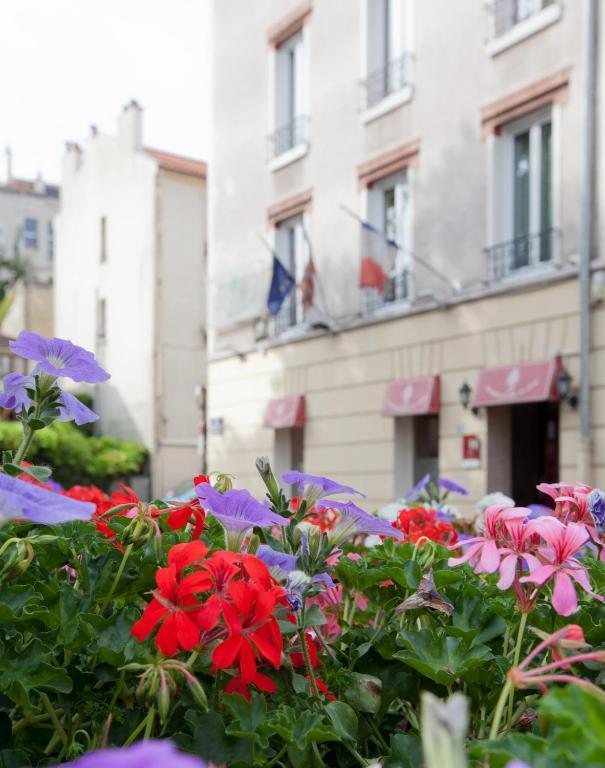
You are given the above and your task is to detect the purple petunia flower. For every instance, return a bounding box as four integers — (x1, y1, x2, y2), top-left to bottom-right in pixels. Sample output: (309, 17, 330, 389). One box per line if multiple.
(438, 478, 468, 496)
(405, 474, 431, 501)
(0, 372, 33, 412)
(589, 488, 605, 530)
(0, 473, 94, 524)
(282, 470, 365, 505)
(316, 499, 403, 546)
(10, 331, 110, 384)
(62, 740, 207, 768)
(196, 483, 288, 548)
(57, 391, 99, 426)
(257, 544, 298, 580)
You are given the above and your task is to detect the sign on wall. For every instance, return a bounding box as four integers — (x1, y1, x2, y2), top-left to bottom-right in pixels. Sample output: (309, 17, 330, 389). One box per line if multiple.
(462, 434, 481, 469)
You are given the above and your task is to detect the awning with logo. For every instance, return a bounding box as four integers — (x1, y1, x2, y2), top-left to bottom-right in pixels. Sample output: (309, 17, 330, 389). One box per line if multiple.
(473, 357, 562, 408)
(382, 376, 440, 416)
(263, 395, 306, 429)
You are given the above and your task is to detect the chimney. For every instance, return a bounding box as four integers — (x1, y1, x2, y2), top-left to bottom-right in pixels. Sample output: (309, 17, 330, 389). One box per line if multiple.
(33, 171, 45, 195)
(118, 99, 142, 152)
(1, 146, 13, 184)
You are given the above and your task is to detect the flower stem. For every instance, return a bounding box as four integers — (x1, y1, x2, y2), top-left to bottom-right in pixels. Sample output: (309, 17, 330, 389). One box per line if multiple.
(13, 424, 35, 465)
(298, 628, 320, 698)
(342, 741, 368, 766)
(488, 679, 512, 740)
(124, 707, 154, 746)
(507, 612, 528, 728)
(40, 693, 68, 747)
(100, 544, 133, 613)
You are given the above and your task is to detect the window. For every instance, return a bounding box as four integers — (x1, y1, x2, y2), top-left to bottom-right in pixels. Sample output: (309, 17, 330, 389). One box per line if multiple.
(271, 31, 307, 158)
(274, 215, 306, 333)
(363, 170, 411, 313)
(47, 221, 54, 261)
(489, 109, 554, 279)
(100, 216, 107, 262)
(364, 0, 411, 109)
(493, 0, 554, 37)
(23, 218, 38, 248)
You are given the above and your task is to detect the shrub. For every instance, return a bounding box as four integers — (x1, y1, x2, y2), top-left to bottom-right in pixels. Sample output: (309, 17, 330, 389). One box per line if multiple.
(0, 420, 147, 489)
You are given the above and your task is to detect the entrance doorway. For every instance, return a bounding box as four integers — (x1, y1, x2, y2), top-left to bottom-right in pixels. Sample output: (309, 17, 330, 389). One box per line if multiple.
(487, 402, 559, 506)
(394, 414, 439, 499)
(511, 402, 559, 505)
(274, 427, 304, 489)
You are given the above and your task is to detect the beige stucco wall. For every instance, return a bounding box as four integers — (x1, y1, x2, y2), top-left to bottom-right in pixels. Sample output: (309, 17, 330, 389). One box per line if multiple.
(207, 275, 605, 515)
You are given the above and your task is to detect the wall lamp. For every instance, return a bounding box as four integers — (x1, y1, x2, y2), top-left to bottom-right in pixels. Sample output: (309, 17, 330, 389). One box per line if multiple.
(459, 381, 472, 409)
(557, 367, 578, 408)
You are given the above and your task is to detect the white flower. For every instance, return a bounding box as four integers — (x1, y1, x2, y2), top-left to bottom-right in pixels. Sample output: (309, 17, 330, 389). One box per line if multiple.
(421, 692, 469, 768)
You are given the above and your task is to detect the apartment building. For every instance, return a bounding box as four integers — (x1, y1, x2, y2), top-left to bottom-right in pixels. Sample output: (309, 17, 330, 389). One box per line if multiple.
(0, 147, 59, 339)
(208, 0, 605, 515)
(55, 102, 207, 496)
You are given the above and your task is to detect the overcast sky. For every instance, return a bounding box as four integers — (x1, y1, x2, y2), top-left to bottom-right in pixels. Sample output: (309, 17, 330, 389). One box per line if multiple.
(1, 0, 210, 184)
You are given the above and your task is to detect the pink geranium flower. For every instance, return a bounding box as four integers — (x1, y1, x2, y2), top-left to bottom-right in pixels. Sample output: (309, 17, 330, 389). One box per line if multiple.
(495, 517, 543, 590)
(448, 505, 529, 574)
(520, 519, 598, 616)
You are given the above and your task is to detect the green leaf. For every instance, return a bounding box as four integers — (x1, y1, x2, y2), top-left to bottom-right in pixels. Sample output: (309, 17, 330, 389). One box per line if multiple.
(343, 673, 382, 714)
(394, 629, 493, 686)
(182, 709, 253, 765)
(384, 733, 423, 768)
(539, 685, 605, 765)
(325, 700, 358, 741)
(0, 750, 30, 768)
(224, 693, 269, 748)
(291, 672, 307, 694)
(0, 642, 72, 707)
(3, 463, 52, 483)
(303, 604, 327, 627)
(448, 595, 507, 646)
(469, 733, 550, 768)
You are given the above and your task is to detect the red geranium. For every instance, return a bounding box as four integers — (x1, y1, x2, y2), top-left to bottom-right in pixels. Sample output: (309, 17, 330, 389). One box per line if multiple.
(166, 474, 208, 539)
(131, 541, 211, 655)
(392, 507, 458, 546)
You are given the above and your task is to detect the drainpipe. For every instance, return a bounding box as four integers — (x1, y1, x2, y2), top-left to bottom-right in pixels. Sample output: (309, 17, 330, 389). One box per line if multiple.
(578, 0, 598, 483)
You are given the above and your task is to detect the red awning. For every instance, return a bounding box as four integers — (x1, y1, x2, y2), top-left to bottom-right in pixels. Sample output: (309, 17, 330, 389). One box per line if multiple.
(382, 376, 440, 416)
(263, 395, 306, 429)
(473, 357, 561, 407)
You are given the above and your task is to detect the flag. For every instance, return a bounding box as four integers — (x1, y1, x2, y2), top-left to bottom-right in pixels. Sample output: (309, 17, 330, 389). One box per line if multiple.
(267, 255, 295, 316)
(300, 255, 330, 327)
(359, 221, 398, 295)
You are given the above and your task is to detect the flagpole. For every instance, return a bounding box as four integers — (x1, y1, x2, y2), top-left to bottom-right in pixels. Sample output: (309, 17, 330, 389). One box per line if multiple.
(339, 203, 461, 295)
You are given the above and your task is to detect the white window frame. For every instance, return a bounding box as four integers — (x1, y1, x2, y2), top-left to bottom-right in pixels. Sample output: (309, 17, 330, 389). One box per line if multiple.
(272, 213, 308, 335)
(488, 106, 559, 279)
(360, 0, 414, 123)
(23, 217, 38, 249)
(487, 1, 561, 57)
(363, 169, 413, 310)
(268, 26, 309, 171)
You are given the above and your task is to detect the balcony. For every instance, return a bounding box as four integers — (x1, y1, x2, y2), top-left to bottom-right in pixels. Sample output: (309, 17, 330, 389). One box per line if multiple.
(360, 53, 413, 113)
(485, 229, 559, 282)
(361, 270, 410, 317)
(267, 116, 309, 165)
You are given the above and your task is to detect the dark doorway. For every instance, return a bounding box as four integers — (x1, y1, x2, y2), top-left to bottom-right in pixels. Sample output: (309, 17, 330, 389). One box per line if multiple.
(511, 402, 559, 506)
(414, 414, 439, 483)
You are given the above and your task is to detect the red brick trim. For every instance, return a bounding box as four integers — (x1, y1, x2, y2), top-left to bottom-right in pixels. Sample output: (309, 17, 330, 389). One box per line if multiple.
(481, 67, 571, 138)
(357, 139, 420, 188)
(267, 188, 313, 226)
(267, 1, 312, 47)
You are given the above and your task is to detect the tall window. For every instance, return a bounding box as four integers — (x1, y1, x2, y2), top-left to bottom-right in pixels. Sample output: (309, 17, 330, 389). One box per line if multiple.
(490, 109, 553, 279)
(275, 215, 305, 332)
(47, 221, 54, 261)
(365, 0, 410, 107)
(366, 170, 410, 307)
(23, 218, 38, 248)
(100, 216, 107, 262)
(273, 32, 306, 156)
(97, 298, 107, 340)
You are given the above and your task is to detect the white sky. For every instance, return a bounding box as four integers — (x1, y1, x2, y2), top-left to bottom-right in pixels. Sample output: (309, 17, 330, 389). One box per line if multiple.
(0, 0, 211, 184)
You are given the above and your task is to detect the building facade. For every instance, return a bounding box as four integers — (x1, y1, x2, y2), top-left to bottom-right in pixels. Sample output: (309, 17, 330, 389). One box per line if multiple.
(55, 102, 207, 496)
(208, 0, 605, 515)
(0, 147, 59, 340)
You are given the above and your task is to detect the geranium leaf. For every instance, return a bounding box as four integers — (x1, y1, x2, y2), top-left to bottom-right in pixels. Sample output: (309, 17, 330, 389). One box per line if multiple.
(325, 700, 358, 741)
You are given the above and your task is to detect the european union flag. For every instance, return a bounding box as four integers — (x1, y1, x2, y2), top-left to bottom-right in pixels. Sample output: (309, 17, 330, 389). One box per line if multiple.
(267, 255, 295, 316)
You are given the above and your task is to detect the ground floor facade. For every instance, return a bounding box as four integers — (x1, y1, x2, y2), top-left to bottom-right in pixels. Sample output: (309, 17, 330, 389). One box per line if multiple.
(207, 274, 605, 516)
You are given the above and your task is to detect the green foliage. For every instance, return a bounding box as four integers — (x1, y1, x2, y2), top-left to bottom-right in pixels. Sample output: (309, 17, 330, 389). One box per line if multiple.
(0, 420, 147, 489)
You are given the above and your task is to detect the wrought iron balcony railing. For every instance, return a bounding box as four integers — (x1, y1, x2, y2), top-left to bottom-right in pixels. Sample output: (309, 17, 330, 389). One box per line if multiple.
(492, 0, 555, 37)
(485, 229, 559, 282)
(361, 53, 413, 110)
(361, 270, 410, 317)
(267, 115, 309, 160)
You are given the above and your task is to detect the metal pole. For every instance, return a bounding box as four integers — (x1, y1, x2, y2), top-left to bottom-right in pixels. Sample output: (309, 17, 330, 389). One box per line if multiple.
(579, 0, 598, 482)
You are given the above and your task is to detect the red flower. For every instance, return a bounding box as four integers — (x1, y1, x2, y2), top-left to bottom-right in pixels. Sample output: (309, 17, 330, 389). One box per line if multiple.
(167, 500, 206, 539)
(392, 507, 458, 546)
(306, 504, 338, 533)
(290, 632, 319, 669)
(212, 579, 284, 684)
(224, 670, 276, 701)
(131, 541, 211, 655)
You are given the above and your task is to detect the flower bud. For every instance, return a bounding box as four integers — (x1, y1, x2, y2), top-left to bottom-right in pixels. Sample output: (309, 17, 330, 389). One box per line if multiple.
(186, 675, 208, 711)
(255, 456, 280, 499)
(0, 539, 34, 580)
(211, 472, 233, 493)
(157, 676, 171, 723)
